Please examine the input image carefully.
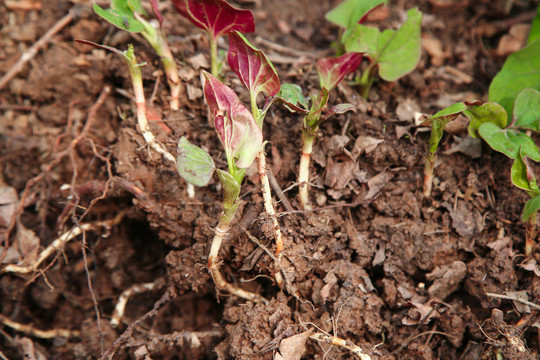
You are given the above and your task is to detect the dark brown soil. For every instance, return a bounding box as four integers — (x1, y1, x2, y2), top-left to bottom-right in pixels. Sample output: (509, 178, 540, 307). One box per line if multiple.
(1, 0, 539, 359)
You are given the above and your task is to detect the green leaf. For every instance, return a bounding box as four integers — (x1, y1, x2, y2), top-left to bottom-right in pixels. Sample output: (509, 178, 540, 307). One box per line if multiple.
(523, 195, 540, 222)
(478, 123, 540, 161)
(176, 137, 215, 187)
(513, 88, 540, 130)
(276, 83, 309, 113)
(377, 7, 422, 81)
(325, 0, 388, 29)
(528, 6, 540, 44)
(464, 102, 507, 139)
(93, 2, 146, 33)
(344, 24, 380, 55)
(421, 102, 468, 126)
(216, 169, 241, 210)
(488, 40, 540, 116)
(428, 118, 449, 154)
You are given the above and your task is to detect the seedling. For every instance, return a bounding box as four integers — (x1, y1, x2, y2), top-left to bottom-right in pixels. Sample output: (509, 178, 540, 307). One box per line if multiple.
(177, 71, 266, 303)
(343, 7, 422, 98)
(227, 31, 285, 285)
(171, 0, 255, 77)
(422, 89, 540, 255)
(325, 0, 388, 54)
(277, 52, 363, 210)
(93, 0, 182, 110)
(77, 40, 177, 166)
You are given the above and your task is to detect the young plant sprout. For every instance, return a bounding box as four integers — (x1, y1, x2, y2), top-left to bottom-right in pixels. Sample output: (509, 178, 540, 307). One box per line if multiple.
(343, 7, 422, 98)
(171, 0, 255, 77)
(227, 31, 284, 285)
(177, 71, 266, 303)
(278, 52, 363, 210)
(422, 88, 540, 256)
(325, 0, 388, 54)
(77, 40, 176, 165)
(93, 0, 182, 110)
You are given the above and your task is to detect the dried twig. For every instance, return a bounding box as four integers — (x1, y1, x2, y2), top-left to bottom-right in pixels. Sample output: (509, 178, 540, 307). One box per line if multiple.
(100, 291, 171, 360)
(0, 10, 74, 90)
(0, 314, 80, 339)
(310, 332, 372, 360)
(486, 292, 540, 311)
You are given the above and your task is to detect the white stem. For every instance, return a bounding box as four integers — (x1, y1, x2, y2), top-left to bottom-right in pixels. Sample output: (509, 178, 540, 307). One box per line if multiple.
(257, 150, 284, 287)
(298, 137, 314, 211)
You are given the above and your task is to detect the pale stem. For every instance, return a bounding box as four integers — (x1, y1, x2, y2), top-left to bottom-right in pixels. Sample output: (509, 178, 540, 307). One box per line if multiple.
(299, 132, 315, 210)
(208, 205, 268, 304)
(130, 60, 195, 197)
(155, 37, 181, 111)
(525, 213, 536, 257)
(256, 150, 284, 287)
(309, 332, 372, 360)
(423, 152, 436, 198)
(138, 15, 182, 111)
(210, 35, 219, 77)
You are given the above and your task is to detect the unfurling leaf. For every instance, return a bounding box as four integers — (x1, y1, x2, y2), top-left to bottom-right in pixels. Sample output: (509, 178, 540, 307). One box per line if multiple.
(464, 102, 507, 138)
(478, 123, 540, 161)
(150, 0, 163, 25)
(171, 0, 254, 40)
(489, 40, 540, 116)
(421, 102, 469, 127)
(513, 88, 540, 130)
(228, 31, 281, 100)
(511, 150, 539, 193)
(316, 52, 363, 91)
(176, 137, 215, 187)
(202, 71, 262, 168)
(324, 103, 357, 118)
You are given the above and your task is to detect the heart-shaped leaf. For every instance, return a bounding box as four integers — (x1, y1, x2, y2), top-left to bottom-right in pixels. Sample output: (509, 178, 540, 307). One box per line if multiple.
(513, 88, 540, 130)
(176, 137, 215, 187)
(216, 169, 241, 209)
(316, 52, 363, 91)
(523, 195, 540, 222)
(276, 84, 309, 113)
(93, 0, 147, 33)
(478, 122, 540, 161)
(325, 0, 388, 29)
(171, 0, 255, 40)
(489, 40, 540, 116)
(376, 8, 422, 81)
(464, 102, 507, 138)
(202, 71, 262, 169)
(227, 31, 281, 100)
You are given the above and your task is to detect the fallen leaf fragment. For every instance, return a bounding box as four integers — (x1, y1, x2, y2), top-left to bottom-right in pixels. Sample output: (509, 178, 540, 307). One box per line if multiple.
(274, 330, 311, 360)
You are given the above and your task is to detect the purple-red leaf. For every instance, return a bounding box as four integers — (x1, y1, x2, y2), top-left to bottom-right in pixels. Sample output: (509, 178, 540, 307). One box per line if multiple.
(202, 71, 262, 168)
(171, 0, 255, 40)
(228, 31, 281, 100)
(150, 0, 163, 25)
(316, 52, 363, 91)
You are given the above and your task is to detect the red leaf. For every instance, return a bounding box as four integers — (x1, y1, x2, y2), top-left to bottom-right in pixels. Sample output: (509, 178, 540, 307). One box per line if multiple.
(150, 0, 163, 25)
(202, 71, 262, 168)
(228, 31, 281, 99)
(316, 52, 363, 91)
(171, 0, 255, 40)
